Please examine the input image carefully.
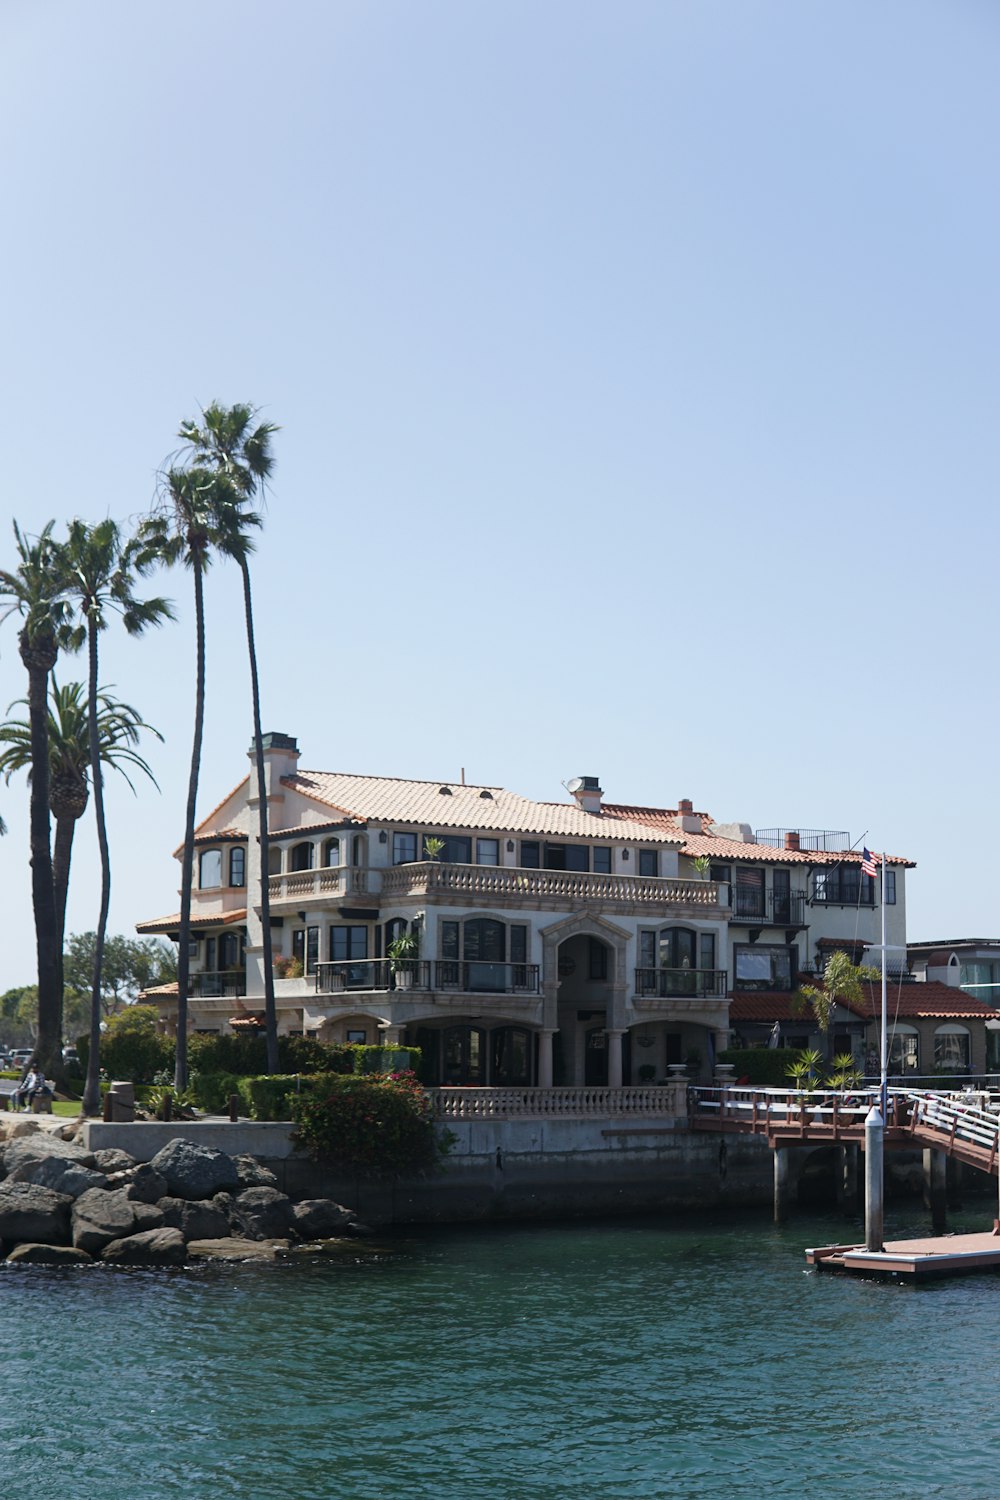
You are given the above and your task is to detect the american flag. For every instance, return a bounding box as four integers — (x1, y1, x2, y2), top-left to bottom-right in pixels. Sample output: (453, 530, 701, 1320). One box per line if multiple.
(861, 848, 878, 877)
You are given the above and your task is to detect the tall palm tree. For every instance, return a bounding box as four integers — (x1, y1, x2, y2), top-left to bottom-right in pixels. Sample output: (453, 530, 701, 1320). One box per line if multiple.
(62, 518, 173, 1114)
(179, 403, 280, 1071)
(794, 950, 881, 1064)
(0, 679, 162, 1019)
(0, 522, 72, 1074)
(138, 468, 257, 1088)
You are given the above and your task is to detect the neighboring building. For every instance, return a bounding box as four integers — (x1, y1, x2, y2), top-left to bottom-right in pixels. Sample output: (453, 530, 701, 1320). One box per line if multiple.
(729, 982, 996, 1077)
(136, 735, 915, 1086)
(908, 939, 1000, 1009)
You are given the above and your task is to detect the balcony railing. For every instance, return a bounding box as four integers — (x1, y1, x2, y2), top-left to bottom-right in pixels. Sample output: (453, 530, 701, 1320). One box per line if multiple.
(634, 967, 728, 998)
(380, 862, 724, 909)
(268, 866, 372, 903)
(434, 961, 540, 995)
(729, 888, 808, 925)
(189, 970, 245, 998)
(810, 880, 875, 907)
(313, 959, 541, 996)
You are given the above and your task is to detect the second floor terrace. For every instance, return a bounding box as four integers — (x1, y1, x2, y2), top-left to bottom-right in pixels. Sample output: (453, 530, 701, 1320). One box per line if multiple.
(267, 860, 727, 914)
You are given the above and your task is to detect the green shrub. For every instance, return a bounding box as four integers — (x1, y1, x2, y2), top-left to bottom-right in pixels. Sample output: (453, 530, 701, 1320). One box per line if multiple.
(292, 1072, 443, 1177)
(718, 1047, 803, 1086)
(188, 1071, 246, 1113)
(78, 1024, 173, 1084)
(236, 1073, 318, 1122)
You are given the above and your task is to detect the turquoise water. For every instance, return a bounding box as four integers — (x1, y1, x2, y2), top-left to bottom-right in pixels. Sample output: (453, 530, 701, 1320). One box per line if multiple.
(5, 1205, 1000, 1500)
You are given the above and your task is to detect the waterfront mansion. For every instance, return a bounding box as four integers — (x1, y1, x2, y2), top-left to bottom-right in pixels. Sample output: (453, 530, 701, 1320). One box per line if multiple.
(136, 734, 914, 1087)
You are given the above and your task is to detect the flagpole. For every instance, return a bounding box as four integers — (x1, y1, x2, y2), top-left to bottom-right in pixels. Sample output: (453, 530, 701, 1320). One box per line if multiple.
(880, 850, 888, 1123)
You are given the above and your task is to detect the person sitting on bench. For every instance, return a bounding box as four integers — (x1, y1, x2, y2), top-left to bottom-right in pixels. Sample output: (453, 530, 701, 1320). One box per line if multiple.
(15, 1062, 52, 1112)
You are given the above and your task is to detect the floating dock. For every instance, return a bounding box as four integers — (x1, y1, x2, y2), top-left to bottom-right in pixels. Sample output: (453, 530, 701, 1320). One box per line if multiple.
(806, 1230, 1000, 1279)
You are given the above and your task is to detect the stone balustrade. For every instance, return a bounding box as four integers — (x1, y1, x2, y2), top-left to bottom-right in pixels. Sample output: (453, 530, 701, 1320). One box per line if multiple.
(429, 1085, 685, 1119)
(380, 863, 724, 909)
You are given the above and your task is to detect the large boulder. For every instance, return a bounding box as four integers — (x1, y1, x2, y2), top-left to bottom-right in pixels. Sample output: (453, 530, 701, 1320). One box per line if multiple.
(233, 1154, 278, 1190)
(0, 1182, 72, 1245)
(230, 1187, 295, 1241)
(5, 1157, 108, 1200)
(187, 1237, 290, 1262)
(92, 1148, 137, 1174)
(1, 1134, 93, 1181)
(157, 1197, 231, 1242)
(291, 1199, 356, 1239)
(71, 1187, 137, 1253)
(131, 1202, 165, 1233)
(103, 1163, 169, 1204)
(101, 1227, 186, 1266)
(6, 1243, 92, 1265)
(149, 1139, 240, 1200)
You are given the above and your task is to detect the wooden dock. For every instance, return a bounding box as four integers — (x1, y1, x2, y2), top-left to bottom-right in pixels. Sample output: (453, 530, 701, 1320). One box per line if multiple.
(806, 1230, 1000, 1279)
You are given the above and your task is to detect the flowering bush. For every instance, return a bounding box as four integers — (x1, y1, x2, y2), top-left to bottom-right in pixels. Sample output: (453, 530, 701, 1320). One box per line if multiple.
(273, 955, 304, 979)
(291, 1071, 444, 1178)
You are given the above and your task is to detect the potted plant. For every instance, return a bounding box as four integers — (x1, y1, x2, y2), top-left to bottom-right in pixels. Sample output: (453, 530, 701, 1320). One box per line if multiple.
(388, 929, 420, 990)
(423, 836, 445, 862)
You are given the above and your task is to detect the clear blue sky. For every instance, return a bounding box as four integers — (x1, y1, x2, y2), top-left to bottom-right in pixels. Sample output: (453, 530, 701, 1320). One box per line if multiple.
(0, 0, 996, 991)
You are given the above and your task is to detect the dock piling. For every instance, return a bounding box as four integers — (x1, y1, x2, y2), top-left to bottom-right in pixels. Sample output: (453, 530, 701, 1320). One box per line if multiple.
(865, 1105, 884, 1251)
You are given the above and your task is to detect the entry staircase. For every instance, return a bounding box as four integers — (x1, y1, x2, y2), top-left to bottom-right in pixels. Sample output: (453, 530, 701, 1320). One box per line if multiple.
(689, 1086, 1000, 1176)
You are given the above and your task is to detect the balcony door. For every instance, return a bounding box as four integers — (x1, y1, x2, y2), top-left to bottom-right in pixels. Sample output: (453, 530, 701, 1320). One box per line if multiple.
(734, 868, 765, 920)
(772, 869, 791, 924)
(464, 918, 506, 992)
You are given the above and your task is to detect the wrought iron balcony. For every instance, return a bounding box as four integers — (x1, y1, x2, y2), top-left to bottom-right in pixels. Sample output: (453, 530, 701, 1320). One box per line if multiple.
(434, 961, 541, 995)
(315, 960, 431, 993)
(810, 879, 875, 907)
(189, 970, 245, 998)
(634, 967, 728, 998)
(728, 888, 807, 925)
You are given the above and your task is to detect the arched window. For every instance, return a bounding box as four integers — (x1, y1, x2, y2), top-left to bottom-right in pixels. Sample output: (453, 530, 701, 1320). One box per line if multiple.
(934, 1024, 970, 1073)
(659, 927, 696, 969)
(888, 1025, 919, 1074)
(290, 841, 314, 872)
(352, 834, 366, 867)
(323, 837, 341, 868)
(267, 846, 282, 876)
(229, 847, 246, 887)
(199, 849, 222, 889)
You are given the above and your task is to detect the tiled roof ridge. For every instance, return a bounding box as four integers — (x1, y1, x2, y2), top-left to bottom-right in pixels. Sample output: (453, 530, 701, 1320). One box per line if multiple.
(292, 769, 502, 791)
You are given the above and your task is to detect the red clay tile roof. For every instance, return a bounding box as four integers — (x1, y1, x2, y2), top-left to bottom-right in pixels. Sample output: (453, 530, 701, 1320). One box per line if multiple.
(855, 981, 996, 1021)
(603, 803, 914, 868)
(135, 909, 247, 935)
(728, 993, 838, 1023)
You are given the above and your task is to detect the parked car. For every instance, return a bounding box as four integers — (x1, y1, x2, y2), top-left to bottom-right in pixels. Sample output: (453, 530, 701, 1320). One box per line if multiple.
(10, 1049, 33, 1068)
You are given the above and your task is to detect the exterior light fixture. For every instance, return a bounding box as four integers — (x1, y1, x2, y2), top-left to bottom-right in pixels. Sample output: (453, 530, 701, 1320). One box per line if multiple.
(379, 830, 388, 844)
(622, 849, 630, 862)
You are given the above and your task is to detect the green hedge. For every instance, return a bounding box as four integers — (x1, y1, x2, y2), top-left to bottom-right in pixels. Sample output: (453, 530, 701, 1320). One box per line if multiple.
(77, 1030, 421, 1088)
(718, 1047, 803, 1086)
(292, 1072, 442, 1177)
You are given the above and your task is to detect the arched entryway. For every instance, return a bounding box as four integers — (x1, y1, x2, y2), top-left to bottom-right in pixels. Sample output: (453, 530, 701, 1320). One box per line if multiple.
(541, 914, 629, 1087)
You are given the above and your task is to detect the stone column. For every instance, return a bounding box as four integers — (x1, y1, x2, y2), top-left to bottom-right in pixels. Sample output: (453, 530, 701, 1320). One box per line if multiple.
(713, 1027, 729, 1069)
(381, 1027, 405, 1047)
(606, 1029, 624, 1088)
(537, 1029, 554, 1088)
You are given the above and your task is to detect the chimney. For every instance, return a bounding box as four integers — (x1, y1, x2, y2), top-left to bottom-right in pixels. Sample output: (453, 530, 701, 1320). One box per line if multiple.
(677, 798, 701, 835)
(249, 732, 300, 801)
(570, 776, 603, 814)
(784, 831, 801, 852)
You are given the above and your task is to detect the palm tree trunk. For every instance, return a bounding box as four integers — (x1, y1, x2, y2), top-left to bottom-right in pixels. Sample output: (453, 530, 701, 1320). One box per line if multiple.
(240, 559, 278, 1073)
(24, 652, 61, 1076)
(52, 813, 76, 1018)
(175, 562, 206, 1090)
(83, 618, 111, 1116)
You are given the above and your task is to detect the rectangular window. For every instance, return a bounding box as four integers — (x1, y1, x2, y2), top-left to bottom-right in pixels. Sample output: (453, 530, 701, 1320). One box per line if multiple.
(306, 927, 319, 973)
(329, 926, 368, 961)
(710, 864, 731, 884)
(346, 1029, 366, 1044)
(639, 931, 656, 969)
(885, 870, 896, 904)
(699, 932, 716, 972)
(199, 849, 222, 889)
(188, 939, 199, 959)
(734, 944, 795, 991)
(544, 844, 589, 871)
(229, 847, 246, 887)
(439, 835, 472, 863)
(638, 850, 658, 877)
(520, 841, 540, 868)
(292, 929, 304, 964)
(392, 832, 417, 865)
(588, 938, 608, 981)
(205, 937, 216, 971)
(592, 846, 612, 874)
(509, 925, 527, 964)
(476, 838, 499, 866)
(441, 922, 460, 960)
(733, 867, 765, 919)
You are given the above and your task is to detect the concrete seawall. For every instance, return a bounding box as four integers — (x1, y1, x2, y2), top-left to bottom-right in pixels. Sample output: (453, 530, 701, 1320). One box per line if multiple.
(83, 1116, 775, 1225)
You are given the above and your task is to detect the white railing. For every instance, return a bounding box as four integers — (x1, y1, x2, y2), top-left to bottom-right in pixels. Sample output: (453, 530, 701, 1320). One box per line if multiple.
(429, 1085, 684, 1119)
(382, 862, 724, 908)
(910, 1092, 1000, 1156)
(268, 866, 373, 902)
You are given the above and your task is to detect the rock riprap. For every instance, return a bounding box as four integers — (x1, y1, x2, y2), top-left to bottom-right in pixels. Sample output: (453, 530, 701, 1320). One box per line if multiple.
(0, 1134, 361, 1265)
(149, 1140, 242, 1200)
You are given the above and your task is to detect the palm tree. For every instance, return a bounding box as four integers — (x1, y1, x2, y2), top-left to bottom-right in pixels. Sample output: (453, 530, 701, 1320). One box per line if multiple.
(0, 522, 72, 1074)
(138, 467, 256, 1088)
(178, 403, 280, 1071)
(0, 679, 163, 1018)
(794, 950, 880, 1064)
(62, 518, 173, 1114)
